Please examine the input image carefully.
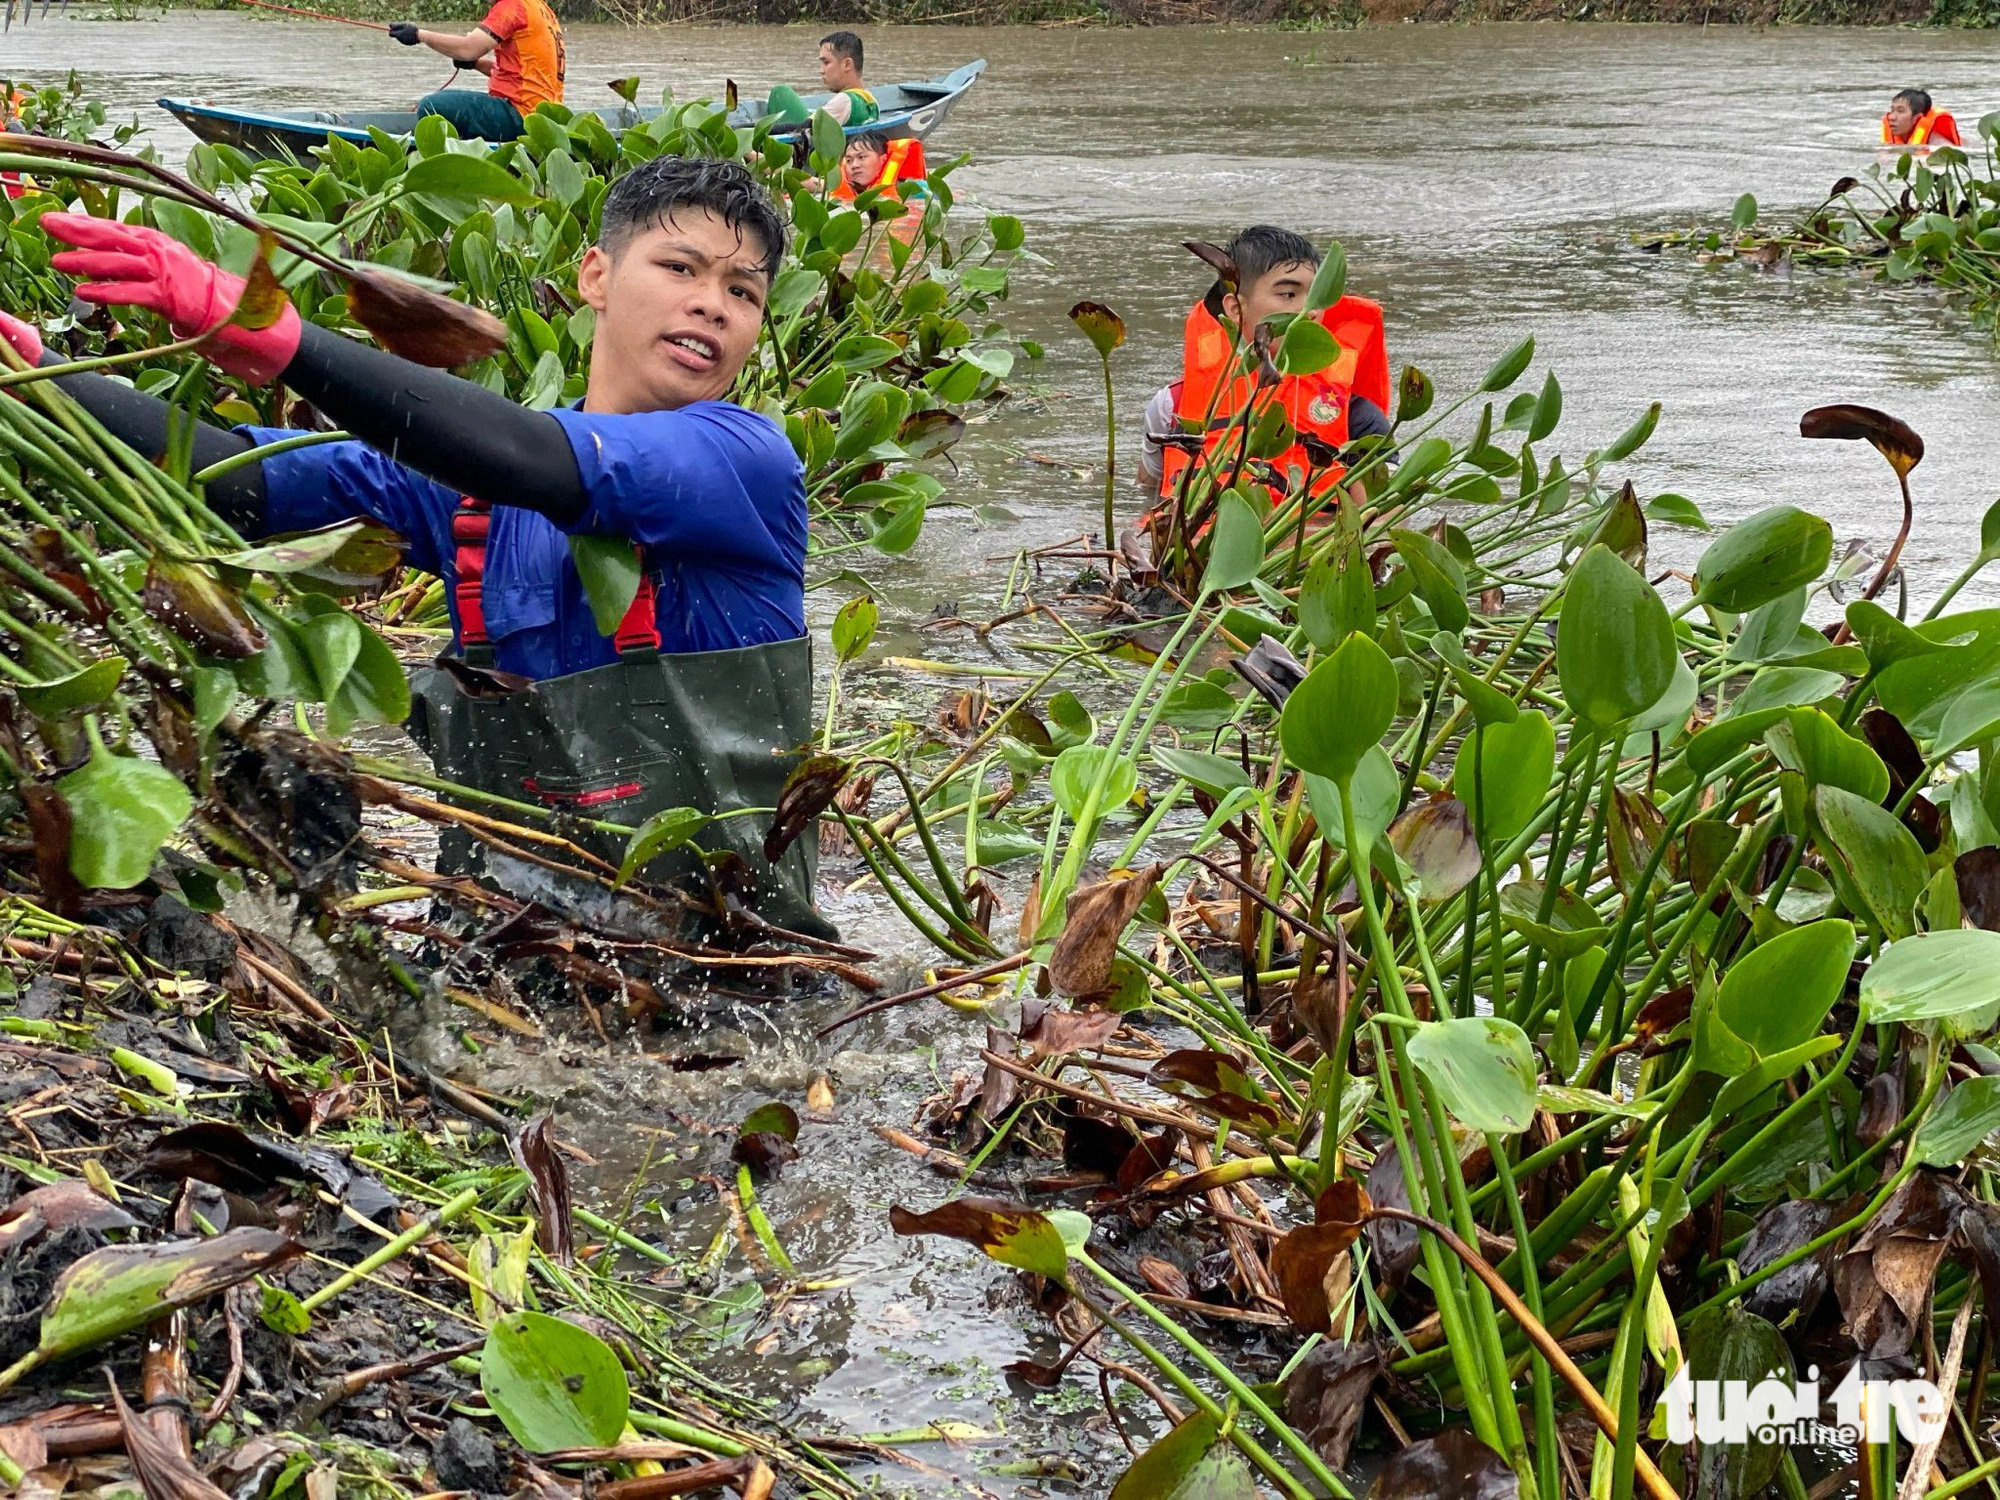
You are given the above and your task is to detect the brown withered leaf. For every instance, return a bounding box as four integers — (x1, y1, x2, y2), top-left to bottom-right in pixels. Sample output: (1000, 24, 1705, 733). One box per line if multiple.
(1231, 635, 1307, 710)
(1800, 404, 1924, 478)
(1856, 1072, 1904, 1149)
(1834, 1171, 1961, 1358)
(346, 269, 507, 368)
(732, 1102, 801, 1178)
(1831, 175, 1860, 196)
(888, 1196, 1069, 1280)
(143, 1122, 398, 1222)
(107, 1376, 229, 1500)
(1607, 786, 1672, 896)
(1271, 1182, 1372, 1335)
(0, 1181, 138, 1237)
(21, 784, 81, 919)
(1115, 1129, 1181, 1194)
(1147, 1049, 1287, 1132)
(1740, 1198, 1839, 1324)
(1861, 708, 1925, 800)
(228, 233, 289, 332)
(433, 656, 534, 699)
(1137, 1256, 1191, 1300)
(1633, 983, 1696, 1052)
(1117, 526, 1158, 584)
(1364, 1145, 1420, 1287)
(141, 557, 264, 660)
(1290, 943, 1348, 1059)
(0, 1421, 48, 1476)
(1272, 1223, 1362, 1335)
(1048, 865, 1161, 998)
(1060, 1109, 1141, 1177)
(1019, 1002, 1120, 1061)
(1957, 847, 2000, 932)
(1283, 1338, 1381, 1471)
(510, 1114, 573, 1264)
(763, 754, 850, 864)
(1366, 1430, 1518, 1500)
(1389, 796, 1480, 905)
(1956, 1200, 2000, 1322)
(1182, 240, 1237, 289)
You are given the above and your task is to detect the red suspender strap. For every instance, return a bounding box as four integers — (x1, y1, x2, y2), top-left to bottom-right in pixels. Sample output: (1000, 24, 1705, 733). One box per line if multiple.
(451, 496, 494, 658)
(613, 573, 661, 656)
(452, 495, 662, 661)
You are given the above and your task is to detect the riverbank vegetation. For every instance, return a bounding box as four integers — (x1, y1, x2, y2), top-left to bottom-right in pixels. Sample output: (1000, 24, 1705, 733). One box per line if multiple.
(8, 75, 2000, 1500)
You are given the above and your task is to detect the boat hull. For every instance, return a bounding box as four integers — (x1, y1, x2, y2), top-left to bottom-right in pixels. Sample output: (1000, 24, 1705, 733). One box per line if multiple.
(159, 61, 983, 162)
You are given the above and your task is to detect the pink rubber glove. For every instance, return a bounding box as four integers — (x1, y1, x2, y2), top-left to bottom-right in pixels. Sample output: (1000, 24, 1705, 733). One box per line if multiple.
(0, 307, 43, 367)
(43, 211, 302, 385)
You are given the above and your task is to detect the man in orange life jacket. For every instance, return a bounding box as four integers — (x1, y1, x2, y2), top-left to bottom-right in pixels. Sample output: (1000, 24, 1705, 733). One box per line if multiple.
(831, 130, 927, 227)
(1883, 87, 1961, 149)
(1139, 225, 1391, 504)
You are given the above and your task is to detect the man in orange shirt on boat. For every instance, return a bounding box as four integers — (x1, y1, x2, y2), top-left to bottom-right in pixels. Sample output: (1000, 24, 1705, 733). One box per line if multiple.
(1882, 88, 1960, 150)
(389, 0, 565, 142)
(1138, 225, 1392, 505)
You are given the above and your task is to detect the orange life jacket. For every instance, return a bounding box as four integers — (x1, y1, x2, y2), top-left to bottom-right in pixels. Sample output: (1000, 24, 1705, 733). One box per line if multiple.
(2, 89, 25, 201)
(1158, 294, 1390, 503)
(1883, 107, 1960, 147)
(834, 137, 927, 203)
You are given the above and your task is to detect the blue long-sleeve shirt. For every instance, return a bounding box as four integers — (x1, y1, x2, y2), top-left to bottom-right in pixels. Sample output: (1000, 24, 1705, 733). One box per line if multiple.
(249, 403, 808, 680)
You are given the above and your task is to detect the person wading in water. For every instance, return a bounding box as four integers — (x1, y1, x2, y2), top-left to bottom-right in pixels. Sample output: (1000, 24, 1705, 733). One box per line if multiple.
(1883, 87, 1961, 149)
(388, 0, 565, 142)
(2, 157, 834, 939)
(1139, 225, 1392, 506)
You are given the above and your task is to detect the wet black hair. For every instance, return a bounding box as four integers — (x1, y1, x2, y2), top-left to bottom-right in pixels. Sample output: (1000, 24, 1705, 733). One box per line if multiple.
(1226, 225, 1322, 289)
(847, 128, 890, 155)
(821, 30, 864, 71)
(1894, 87, 1934, 115)
(597, 155, 787, 284)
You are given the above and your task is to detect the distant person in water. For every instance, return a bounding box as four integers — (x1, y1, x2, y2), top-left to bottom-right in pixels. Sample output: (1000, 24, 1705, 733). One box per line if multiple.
(1883, 87, 1960, 148)
(1139, 225, 1392, 503)
(817, 31, 878, 127)
(389, 0, 565, 142)
(835, 130, 927, 201)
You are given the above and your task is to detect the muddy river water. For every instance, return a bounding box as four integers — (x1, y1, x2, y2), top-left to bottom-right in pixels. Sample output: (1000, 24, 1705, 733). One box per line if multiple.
(8, 12, 2000, 1491)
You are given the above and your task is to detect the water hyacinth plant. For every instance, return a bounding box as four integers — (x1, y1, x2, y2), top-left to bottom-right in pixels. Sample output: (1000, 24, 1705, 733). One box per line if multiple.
(834, 259, 2000, 1496)
(8, 75, 2000, 1500)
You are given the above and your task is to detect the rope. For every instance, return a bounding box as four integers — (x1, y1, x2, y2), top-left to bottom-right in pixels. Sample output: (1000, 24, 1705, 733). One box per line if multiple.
(227, 0, 388, 31)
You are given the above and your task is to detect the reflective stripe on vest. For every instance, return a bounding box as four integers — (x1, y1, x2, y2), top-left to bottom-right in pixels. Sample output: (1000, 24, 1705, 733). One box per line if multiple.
(450, 494, 660, 660)
(1157, 295, 1388, 502)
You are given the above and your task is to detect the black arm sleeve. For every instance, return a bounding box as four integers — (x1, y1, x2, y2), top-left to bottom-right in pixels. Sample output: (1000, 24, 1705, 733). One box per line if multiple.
(34, 354, 268, 532)
(280, 323, 588, 526)
(1348, 395, 1392, 442)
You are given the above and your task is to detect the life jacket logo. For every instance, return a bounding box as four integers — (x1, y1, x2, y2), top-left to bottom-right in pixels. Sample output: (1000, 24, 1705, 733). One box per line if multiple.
(1307, 395, 1343, 427)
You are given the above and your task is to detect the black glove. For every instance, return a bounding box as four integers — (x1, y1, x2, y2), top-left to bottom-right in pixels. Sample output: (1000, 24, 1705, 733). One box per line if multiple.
(388, 21, 421, 44)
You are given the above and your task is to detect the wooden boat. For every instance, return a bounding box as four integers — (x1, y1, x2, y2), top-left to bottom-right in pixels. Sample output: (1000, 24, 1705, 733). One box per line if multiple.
(158, 59, 984, 161)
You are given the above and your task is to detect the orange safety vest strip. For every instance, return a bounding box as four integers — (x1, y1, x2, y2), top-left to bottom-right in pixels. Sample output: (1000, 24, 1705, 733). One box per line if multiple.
(834, 137, 928, 202)
(1158, 294, 1389, 503)
(1883, 107, 1960, 146)
(3, 89, 26, 199)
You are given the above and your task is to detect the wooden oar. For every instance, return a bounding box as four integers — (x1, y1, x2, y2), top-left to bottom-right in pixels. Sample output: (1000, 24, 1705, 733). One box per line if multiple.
(226, 0, 388, 31)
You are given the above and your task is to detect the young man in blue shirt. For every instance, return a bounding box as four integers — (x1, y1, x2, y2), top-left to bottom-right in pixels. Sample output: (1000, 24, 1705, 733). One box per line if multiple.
(5, 157, 832, 938)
